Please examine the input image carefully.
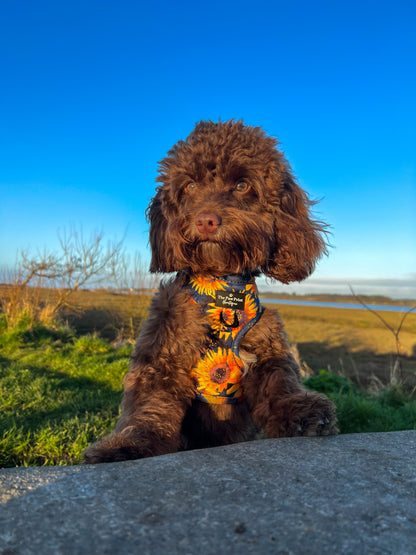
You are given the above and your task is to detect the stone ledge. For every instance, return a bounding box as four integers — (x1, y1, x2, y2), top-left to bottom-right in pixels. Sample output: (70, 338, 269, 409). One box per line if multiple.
(1, 431, 415, 554)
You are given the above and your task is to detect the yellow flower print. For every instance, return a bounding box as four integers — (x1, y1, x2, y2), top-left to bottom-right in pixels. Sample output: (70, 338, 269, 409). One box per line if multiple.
(244, 282, 257, 296)
(191, 347, 243, 397)
(189, 274, 226, 297)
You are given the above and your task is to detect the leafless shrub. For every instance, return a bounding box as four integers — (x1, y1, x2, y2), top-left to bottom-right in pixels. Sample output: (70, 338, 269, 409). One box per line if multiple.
(109, 250, 159, 293)
(349, 285, 416, 386)
(109, 250, 159, 341)
(46, 227, 124, 314)
(0, 255, 52, 326)
(0, 227, 124, 328)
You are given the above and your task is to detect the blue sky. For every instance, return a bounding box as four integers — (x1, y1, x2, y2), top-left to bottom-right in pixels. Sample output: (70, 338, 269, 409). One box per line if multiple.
(1, 0, 415, 298)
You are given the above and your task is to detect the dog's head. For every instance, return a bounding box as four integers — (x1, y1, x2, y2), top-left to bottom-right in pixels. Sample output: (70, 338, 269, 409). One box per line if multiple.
(147, 120, 327, 283)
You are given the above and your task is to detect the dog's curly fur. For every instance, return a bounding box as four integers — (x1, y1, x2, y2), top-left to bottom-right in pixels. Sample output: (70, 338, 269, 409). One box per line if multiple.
(83, 120, 338, 464)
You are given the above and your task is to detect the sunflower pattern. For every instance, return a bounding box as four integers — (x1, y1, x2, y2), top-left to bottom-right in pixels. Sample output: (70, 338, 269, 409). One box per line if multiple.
(184, 273, 263, 404)
(191, 347, 244, 404)
(188, 274, 226, 297)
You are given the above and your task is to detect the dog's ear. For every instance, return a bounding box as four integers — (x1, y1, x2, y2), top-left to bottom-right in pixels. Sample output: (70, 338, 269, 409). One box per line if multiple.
(146, 187, 175, 273)
(262, 168, 327, 283)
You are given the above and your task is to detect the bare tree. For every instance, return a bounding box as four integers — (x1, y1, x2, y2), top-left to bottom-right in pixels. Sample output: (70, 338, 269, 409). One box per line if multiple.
(109, 250, 159, 340)
(44, 227, 124, 314)
(109, 250, 158, 293)
(0, 227, 124, 327)
(349, 285, 416, 385)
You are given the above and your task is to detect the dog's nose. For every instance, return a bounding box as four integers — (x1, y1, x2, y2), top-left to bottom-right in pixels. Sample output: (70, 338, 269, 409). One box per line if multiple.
(196, 212, 221, 237)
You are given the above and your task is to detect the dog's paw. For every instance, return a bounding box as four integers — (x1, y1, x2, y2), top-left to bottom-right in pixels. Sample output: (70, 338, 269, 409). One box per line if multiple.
(265, 392, 338, 438)
(83, 442, 143, 464)
(82, 429, 153, 464)
(82, 426, 181, 464)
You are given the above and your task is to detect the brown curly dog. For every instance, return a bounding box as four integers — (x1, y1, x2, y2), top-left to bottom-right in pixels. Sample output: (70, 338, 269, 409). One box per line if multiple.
(83, 120, 338, 463)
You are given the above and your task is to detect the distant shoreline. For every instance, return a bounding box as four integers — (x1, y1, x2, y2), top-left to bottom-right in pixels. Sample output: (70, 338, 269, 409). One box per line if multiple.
(258, 291, 415, 307)
(260, 297, 416, 313)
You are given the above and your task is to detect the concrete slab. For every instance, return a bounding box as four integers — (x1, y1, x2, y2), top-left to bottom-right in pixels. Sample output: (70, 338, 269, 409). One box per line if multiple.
(0, 431, 415, 554)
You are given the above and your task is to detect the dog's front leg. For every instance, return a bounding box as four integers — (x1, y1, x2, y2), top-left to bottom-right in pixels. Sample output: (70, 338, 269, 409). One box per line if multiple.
(83, 279, 205, 463)
(83, 371, 193, 463)
(240, 308, 338, 438)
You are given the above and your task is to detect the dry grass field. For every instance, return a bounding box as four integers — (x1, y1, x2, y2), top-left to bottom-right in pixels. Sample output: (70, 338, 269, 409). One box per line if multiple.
(272, 303, 416, 389)
(59, 288, 416, 390)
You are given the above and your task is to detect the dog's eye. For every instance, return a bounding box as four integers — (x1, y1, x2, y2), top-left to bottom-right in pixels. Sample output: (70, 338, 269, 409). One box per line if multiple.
(235, 182, 250, 193)
(186, 182, 197, 192)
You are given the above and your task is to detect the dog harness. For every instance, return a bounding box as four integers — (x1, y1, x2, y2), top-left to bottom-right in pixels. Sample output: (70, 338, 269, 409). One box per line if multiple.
(184, 273, 263, 404)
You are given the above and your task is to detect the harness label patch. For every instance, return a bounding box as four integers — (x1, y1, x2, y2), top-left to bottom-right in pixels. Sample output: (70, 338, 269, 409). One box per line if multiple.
(215, 291, 246, 310)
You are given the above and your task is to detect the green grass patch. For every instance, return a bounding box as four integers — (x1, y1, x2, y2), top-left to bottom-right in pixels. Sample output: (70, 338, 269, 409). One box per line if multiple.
(305, 370, 416, 434)
(0, 326, 131, 467)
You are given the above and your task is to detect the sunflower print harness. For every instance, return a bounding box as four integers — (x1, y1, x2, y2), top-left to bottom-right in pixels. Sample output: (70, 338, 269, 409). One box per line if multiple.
(184, 273, 263, 405)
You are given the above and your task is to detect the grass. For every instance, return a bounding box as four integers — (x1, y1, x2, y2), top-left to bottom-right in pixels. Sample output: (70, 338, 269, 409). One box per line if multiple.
(0, 289, 415, 468)
(304, 370, 416, 434)
(0, 323, 130, 467)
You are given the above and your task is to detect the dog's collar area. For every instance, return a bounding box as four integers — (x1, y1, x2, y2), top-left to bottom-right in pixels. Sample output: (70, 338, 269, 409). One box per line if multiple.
(180, 270, 255, 284)
(215, 273, 255, 285)
(183, 273, 263, 405)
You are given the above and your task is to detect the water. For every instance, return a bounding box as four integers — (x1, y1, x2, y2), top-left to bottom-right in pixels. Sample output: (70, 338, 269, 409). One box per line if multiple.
(261, 298, 416, 313)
